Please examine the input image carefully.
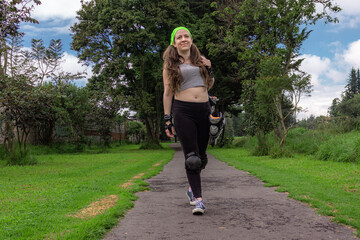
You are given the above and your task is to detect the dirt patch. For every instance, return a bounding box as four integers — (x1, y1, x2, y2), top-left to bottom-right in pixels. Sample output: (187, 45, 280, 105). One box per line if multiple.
(70, 195, 118, 219)
(133, 173, 145, 179)
(152, 163, 161, 167)
(121, 181, 134, 188)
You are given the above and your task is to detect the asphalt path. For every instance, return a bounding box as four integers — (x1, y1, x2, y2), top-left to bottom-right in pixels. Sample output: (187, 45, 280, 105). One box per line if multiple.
(104, 143, 358, 240)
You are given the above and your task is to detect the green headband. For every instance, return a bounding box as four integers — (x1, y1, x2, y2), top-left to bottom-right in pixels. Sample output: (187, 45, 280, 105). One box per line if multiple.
(170, 27, 192, 46)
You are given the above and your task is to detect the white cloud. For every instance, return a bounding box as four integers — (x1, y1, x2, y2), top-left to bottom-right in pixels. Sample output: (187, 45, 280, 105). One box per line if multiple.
(329, 0, 360, 29)
(297, 35, 360, 119)
(22, 22, 73, 36)
(299, 54, 331, 86)
(325, 69, 347, 83)
(59, 52, 92, 83)
(342, 39, 360, 68)
(32, 0, 82, 21)
(297, 54, 346, 119)
(333, 0, 360, 16)
(297, 84, 345, 120)
(328, 41, 342, 48)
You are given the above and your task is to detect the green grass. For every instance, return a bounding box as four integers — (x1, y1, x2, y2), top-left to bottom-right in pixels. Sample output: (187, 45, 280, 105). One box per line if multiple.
(208, 148, 360, 237)
(316, 131, 360, 163)
(0, 144, 175, 240)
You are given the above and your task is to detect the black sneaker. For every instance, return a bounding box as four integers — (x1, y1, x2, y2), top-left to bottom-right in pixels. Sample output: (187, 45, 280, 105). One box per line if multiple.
(186, 189, 196, 206)
(192, 200, 205, 215)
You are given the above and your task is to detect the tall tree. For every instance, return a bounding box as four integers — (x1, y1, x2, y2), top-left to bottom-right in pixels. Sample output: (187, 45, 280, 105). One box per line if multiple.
(195, 0, 251, 113)
(344, 67, 358, 100)
(328, 97, 340, 117)
(255, 56, 311, 146)
(225, 0, 339, 147)
(0, 0, 41, 152)
(71, 0, 193, 146)
(0, 0, 41, 76)
(30, 38, 64, 85)
(337, 94, 360, 119)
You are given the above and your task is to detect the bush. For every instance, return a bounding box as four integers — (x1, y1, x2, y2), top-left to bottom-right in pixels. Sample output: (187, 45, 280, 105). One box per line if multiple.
(269, 144, 293, 158)
(316, 131, 360, 163)
(233, 137, 249, 147)
(217, 134, 234, 148)
(251, 144, 269, 156)
(285, 127, 326, 155)
(5, 150, 37, 166)
(242, 134, 268, 155)
(139, 140, 163, 149)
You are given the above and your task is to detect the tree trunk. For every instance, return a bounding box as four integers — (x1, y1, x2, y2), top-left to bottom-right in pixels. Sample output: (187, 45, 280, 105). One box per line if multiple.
(144, 117, 160, 145)
(3, 121, 14, 154)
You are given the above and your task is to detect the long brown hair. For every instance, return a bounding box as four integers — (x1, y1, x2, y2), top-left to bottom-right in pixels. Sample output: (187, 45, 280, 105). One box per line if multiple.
(163, 43, 213, 93)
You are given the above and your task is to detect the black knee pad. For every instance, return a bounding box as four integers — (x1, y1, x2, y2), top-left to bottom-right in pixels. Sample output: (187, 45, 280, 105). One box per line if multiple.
(200, 154, 208, 170)
(185, 152, 201, 172)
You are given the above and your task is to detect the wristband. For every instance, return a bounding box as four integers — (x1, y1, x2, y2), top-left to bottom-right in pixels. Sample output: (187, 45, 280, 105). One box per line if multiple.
(164, 114, 172, 122)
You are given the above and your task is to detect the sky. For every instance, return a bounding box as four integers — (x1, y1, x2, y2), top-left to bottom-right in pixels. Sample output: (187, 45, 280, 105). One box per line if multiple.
(19, 0, 360, 120)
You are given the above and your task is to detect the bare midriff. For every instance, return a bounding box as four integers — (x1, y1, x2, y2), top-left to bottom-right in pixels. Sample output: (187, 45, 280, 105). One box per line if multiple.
(174, 86, 208, 102)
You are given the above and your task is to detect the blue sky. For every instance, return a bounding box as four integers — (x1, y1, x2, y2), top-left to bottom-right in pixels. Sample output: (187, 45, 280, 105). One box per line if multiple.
(19, 0, 360, 119)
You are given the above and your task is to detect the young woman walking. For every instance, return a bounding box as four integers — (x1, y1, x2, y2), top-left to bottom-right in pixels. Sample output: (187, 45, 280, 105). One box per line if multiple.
(162, 27, 214, 215)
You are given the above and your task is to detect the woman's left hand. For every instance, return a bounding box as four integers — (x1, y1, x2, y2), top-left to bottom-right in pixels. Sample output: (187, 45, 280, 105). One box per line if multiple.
(201, 56, 211, 68)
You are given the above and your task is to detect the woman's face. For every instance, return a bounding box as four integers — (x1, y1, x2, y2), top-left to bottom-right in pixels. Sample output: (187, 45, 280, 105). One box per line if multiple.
(173, 29, 193, 51)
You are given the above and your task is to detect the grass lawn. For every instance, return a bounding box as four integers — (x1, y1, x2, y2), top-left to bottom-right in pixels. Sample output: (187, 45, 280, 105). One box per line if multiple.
(0, 144, 175, 240)
(208, 148, 360, 237)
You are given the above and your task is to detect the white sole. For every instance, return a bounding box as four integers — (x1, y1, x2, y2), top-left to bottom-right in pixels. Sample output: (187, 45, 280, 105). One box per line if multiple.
(186, 192, 196, 206)
(192, 208, 205, 215)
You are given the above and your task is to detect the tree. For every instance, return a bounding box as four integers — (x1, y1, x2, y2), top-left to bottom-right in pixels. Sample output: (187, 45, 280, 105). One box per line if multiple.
(196, 1, 252, 113)
(0, 0, 41, 152)
(330, 67, 360, 121)
(328, 97, 340, 117)
(54, 83, 92, 142)
(30, 38, 64, 85)
(225, 0, 339, 148)
(0, 0, 41, 76)
(344, 67, 358, 100)
(86, 79, 124, 147)
(71, 0, 193, 147)
(337, 94, 360, 119)
(114, 110, 129, 144)
(26, 39, 84, 144)
(255, 56, 311, 146)
(242, 78, 277, 153)
(0, 75, 58, 155)
(126, 121, 145, 144)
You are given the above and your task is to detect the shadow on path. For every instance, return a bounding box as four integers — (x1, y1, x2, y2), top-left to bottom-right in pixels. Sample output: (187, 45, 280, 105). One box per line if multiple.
(104, 143, 358, 240)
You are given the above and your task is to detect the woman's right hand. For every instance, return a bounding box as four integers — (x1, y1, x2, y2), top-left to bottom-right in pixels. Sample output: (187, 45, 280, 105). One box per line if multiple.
(165, 121, 175, 138)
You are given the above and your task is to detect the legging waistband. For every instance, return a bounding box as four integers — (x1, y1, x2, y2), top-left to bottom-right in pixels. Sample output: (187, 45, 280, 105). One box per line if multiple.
(173, 99, 209, 108)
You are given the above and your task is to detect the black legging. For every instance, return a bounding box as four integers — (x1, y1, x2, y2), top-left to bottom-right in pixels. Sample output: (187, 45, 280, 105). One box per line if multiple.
(173, 99, 211, 198)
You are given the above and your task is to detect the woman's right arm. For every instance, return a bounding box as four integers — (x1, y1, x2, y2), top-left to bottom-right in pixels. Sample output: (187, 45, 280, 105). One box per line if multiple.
(163, 66, 175, 137)
(163, 67, 174, 115)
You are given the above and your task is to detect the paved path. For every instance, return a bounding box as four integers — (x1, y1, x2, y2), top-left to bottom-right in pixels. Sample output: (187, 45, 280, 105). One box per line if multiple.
(104, 143, 358, 240)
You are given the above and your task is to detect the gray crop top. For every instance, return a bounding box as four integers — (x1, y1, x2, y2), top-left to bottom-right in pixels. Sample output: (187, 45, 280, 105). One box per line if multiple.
(178, 63, 205, 91)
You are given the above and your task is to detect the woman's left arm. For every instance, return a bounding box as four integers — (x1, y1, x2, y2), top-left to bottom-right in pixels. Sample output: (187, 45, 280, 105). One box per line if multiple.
(201, 56, 215, 90)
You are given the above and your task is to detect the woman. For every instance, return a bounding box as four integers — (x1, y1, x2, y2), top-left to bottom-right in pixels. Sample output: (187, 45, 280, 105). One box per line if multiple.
(162, 26, 214, 215)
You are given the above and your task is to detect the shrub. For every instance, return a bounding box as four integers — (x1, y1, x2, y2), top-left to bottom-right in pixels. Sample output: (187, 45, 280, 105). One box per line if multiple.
(217, 134, 234, 148)
(140, 140, 163, 149)
(269, 144, 293, 158)
(233, 137, 249, 147)
(243, 133, 270, 156)
(5, 151, 37, 166)
(316, 131, 360, 163)
(285, 127, 326, 155)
